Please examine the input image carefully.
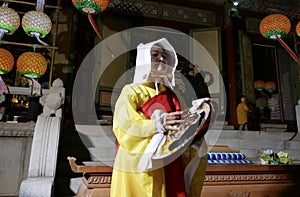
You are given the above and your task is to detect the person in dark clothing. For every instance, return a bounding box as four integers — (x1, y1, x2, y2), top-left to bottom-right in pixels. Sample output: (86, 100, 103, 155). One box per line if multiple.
(180, 63, 211, 99)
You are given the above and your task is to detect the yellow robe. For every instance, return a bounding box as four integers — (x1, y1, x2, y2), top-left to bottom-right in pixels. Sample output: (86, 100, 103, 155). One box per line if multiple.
(236, 102, 249, 124)
(110, 82, 206, 197)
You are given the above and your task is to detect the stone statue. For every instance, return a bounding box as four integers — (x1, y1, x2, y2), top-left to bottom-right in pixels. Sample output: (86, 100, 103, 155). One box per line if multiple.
(39, 78, 65, 118)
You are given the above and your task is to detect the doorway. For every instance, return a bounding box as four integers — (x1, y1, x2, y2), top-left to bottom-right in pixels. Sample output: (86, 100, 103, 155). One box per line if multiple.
(252, 44, 296, 122)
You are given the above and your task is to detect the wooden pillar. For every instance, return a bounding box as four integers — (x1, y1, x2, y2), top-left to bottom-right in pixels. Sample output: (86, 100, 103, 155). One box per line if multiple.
(225, 24, 238, 128)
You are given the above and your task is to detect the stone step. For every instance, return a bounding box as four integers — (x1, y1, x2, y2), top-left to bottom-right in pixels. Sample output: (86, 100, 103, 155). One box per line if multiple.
(259, 123, 287, 129)
(206, 129, 297, 141)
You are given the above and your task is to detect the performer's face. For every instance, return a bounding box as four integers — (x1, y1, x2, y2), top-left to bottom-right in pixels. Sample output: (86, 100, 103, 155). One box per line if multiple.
(150, 45, 169, 75)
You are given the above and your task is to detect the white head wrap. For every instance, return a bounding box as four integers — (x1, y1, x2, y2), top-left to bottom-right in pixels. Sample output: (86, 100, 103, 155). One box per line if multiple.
(133, 38, 178, 88)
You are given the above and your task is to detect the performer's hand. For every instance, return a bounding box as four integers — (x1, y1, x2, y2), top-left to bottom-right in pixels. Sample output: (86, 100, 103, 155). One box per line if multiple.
(163, 111, 184, 131)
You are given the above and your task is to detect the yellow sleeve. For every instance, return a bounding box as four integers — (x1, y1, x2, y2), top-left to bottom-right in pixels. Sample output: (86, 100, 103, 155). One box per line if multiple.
(113, 84, 156, 152)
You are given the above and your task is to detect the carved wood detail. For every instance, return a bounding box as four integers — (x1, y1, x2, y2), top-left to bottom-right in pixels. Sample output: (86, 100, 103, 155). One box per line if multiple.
(205, 173, 290, 183)
(227, 190, 250, 197)
(86, 175, 112, 185)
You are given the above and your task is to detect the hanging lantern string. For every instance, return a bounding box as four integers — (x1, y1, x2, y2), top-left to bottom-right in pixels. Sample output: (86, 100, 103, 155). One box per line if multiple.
(0, 29, 6, 41)
(36, 0, 45, 11)
(275, 35, 300, 65)
(87, 11, 115, 58)
(31, 32, 49, 46)
(2, 2, 8, 7)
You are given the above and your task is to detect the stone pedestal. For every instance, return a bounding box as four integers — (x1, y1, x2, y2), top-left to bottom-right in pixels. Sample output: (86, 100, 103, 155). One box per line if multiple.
(19, 115, 62, 197)
(0, 122, 34, 196)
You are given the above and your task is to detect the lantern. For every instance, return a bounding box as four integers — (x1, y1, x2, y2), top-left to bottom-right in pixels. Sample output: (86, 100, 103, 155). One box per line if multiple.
(0, 48, 14, 74)
(11, 97, 18, 104)
(17, 52, 47, 78)
(259, 14, 291, 39)
(254, 80, 264, 90)
(256, 97, 268, 108)
(22, 11, 52, 39)
(72, 0, 113, 57)
(296, 21, 300, 37)
(72, 0, 110, 15)
(0, 3, 20, 40)
(259, 14, 300, 64)
(264, 81, 276, 92)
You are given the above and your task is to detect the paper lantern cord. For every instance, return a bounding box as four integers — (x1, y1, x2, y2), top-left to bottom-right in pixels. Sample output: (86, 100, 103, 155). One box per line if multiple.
(87, 12, 114, 58)
(275, 35, 300, 65)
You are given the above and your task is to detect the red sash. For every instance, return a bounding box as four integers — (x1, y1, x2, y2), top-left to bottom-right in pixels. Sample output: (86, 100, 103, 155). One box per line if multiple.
(141, 91, 186, 197)
(140, 90, 181, 117)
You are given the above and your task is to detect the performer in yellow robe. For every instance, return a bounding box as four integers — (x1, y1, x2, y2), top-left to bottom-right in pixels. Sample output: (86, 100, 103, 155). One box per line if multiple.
(110, 38, 207, 197)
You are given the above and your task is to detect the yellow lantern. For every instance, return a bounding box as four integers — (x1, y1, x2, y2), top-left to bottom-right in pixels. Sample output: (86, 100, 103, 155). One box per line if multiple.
(264, 81, 276, 92)
(16, 52, 47, 78)
(254, 80, 264, 90)
(0, 3, 20, 40)
(22, 10, 52, 39)
(296, 21, 300, 37)
(0, 48, 14, 74)
(259, 14, 291, 40)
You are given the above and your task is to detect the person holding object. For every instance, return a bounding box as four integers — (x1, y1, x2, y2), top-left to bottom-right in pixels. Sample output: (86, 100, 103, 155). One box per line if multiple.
(111, 38, 209, 197)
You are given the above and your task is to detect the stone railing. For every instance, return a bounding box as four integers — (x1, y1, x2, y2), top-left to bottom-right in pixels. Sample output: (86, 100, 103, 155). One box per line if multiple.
(19, 78, 65, 197)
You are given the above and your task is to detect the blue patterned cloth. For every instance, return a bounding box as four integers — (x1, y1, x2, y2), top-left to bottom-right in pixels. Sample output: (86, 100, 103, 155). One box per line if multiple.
(206, 152, 252, 165)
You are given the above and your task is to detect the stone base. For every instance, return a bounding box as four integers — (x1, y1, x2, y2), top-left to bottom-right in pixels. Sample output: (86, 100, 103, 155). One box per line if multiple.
(19, 177, 54, 197)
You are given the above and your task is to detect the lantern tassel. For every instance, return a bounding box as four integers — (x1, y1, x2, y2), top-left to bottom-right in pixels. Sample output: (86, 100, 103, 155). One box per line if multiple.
(275, 35, 300, 65)
(0, 76, 10, 95)
(32, 32, 49, 46)
(87, 12, 114, 58)
(0, 29, 5, 41)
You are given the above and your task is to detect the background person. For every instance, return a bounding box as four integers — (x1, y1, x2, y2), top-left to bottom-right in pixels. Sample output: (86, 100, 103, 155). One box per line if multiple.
(236, 95, 250, 131)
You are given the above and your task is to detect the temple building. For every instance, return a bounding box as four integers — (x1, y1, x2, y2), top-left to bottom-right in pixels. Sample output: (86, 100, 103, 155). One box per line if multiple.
(1, 0, 300, 196)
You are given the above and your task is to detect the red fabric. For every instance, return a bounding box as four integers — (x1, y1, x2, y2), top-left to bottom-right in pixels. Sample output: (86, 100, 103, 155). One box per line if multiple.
(164, 156, 187, 197)
(140, 90, 181, 118)
(141, 90, 186, 197)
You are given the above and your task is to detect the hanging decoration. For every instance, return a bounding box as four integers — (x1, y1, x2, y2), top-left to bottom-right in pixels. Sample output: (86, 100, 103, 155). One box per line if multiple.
(29, 78, 42, 96)
(264, 81, 276, 92)
(0, 48, 14, 95)
(22, 0, 52, 46)
(0, 48, 14, 74)
(296, 21, 300, 37)
(0, 2, 20, 40)
(254, 80, 265, 90)
(11, 97, 18, 103)
(72, 0, 114, 57)
(72, 0, 110, 14)
(259, 14, 300, 64)
(0, 75, 9, 95)
(16, 51, 47, 78)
